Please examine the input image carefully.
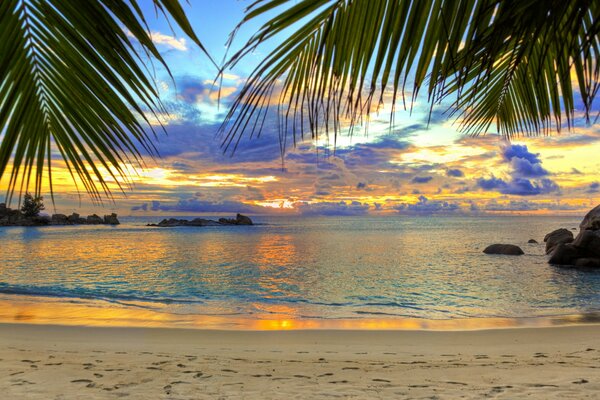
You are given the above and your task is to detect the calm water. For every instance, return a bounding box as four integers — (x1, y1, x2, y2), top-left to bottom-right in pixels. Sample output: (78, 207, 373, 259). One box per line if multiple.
(0, 215, 599, 328)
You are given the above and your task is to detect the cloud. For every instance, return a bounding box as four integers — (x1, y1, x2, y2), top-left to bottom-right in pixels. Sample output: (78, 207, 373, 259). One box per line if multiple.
(588, 182, 600, 194)
(476, 144, 559, 196)
(484, 199, 581, 212)
(394, 196, 461, 214)
(125, 29, 188, 51)
(296, 201, 369, 216)
(131, 198, 270, 214)
(411, 176, 433, 184)
(149, 31, 188, 51)
(356, 182, 367, 189)
(446, 168, 464, 177)
(477, 176, 560, 196)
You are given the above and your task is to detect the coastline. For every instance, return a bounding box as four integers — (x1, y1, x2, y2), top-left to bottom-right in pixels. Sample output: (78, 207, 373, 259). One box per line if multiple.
(1, 293, 599, 331)
(1, 323, 599, 398)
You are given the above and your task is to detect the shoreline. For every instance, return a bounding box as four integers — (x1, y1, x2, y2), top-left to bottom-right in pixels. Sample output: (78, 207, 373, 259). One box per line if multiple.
(1, 323, 599, 398)
(0, 293, 599, 331)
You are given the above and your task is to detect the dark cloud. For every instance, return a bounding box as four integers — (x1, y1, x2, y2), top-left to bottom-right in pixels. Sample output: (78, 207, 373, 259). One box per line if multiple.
(356, 182, 367, 189)
(131, 203, 148, 211)
(411, 176, 433, 184)
(503, 144, 541, 164)
(296, 201, 369, 216)
(477, 176, 559, 196)
(446, 168, 464, 177)
(588, 182, 600, 194)
(394, 196, 461, 214)
(477, 144, 558, 196)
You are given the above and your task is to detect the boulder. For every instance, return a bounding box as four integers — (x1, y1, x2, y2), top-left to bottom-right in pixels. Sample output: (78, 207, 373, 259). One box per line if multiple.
(528, 239, 538, 244)
(67, 213, 80, 224)
(483, 244, 524, 255)
(544, 228, 574, 254)
(574, 258, 600, 268)
(580, 204, 600, 231)
(32, 216, 51, 225)
(571, 229, 600, 258)
(86, 214, 103, 224)
(51, 214, 68, 225)
(103, 213, 120, 225)
(548, 243, 581, 265)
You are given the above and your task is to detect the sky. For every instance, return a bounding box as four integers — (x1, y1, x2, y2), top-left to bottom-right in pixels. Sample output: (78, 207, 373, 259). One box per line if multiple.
(2, 0, 599, 217)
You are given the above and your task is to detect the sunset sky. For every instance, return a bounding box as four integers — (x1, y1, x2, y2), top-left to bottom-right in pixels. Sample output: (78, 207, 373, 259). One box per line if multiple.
(1, 0, 599, 216)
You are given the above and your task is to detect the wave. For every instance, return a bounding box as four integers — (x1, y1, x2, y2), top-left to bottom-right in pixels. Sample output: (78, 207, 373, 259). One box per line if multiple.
(0, 283, 205, 308)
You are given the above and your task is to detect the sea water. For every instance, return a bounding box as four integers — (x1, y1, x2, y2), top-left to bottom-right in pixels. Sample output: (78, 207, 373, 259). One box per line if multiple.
(0, 215, 598, 328)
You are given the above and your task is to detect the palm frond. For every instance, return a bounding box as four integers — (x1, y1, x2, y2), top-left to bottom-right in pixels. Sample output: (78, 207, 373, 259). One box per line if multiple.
(0, 0, 213, 203)
(221, 0, 599, 152)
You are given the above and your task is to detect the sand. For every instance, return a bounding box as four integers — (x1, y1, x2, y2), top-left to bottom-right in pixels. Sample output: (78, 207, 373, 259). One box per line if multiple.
(0, 323, 599, 399)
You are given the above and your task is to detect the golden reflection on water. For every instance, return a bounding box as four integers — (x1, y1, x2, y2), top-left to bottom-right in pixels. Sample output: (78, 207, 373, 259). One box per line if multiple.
(1, 295, 598, 331)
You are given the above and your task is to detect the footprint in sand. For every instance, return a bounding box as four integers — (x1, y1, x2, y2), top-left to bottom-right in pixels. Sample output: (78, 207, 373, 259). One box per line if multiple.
(318, 373, 334, 377)
(573, 379, 589, 384)
(372, 378, 391, 383)
(71, 379, 93, 384)
(221, 369, 238, 373)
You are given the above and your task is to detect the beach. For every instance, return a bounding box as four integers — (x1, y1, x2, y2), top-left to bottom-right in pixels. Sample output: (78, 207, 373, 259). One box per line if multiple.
(1, 323, 599, 399)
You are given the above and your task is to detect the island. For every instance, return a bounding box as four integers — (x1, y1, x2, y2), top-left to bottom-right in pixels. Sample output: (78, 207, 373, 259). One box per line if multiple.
(0, 202, 119, 226)
(147, 213, 253, 227)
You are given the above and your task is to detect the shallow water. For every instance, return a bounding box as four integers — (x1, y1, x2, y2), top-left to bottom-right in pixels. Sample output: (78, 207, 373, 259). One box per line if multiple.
(0, 215, 598, 328)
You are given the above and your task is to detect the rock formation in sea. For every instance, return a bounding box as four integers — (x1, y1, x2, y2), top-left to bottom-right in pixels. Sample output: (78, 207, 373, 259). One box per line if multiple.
(546, 205, 600, 268)
(482, 244, 524, 255)
(148, 213, 254, 227)
(0, 203, 120, 226)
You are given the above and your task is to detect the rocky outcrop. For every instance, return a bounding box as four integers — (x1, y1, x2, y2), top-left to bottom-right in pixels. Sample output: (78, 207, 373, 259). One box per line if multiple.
(546, 205, 600, 268)
(483, 244, 524, 255)
(103, 213, 120, 225)
(218, 213, 253, 226)
(0, 203, 120, 227)
(149, 214, 253, 227)
(544, 228, 574, 254)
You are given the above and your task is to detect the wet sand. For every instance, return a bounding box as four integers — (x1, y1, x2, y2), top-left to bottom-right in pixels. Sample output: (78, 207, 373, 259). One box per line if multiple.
(1, 323, 599, 399)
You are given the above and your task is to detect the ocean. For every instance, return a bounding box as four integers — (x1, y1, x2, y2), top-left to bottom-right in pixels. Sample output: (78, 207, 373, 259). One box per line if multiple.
(0, 215, 599, 329)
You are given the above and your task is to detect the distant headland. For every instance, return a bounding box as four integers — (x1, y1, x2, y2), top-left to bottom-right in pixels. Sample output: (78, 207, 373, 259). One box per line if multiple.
(0, 202, 119, 226)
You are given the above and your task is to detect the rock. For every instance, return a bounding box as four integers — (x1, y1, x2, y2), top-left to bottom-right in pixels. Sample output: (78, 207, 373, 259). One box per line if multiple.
(544, 228, 574, 254)
(483, 244, 524, 255)
(571, 229, 600, 258)
(103, 213, 120, 225)
(0, 203, 7, 218)
(235, 213, 253, 225)
(188, 218, 221, 226)
(67, 213, 80, 223)
(86, 214, 103, 224)
(528, 239, 538, 244)
(549, 243, 584, 265)
(574, 258, 600, 268)
(580, 204, 600, 231)
(32, 216, 51, 225)
(51, 214, 68, 225)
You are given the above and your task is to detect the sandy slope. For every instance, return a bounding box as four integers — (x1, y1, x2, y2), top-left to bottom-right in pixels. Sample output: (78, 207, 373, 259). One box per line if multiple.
(0, 323, 599, 399)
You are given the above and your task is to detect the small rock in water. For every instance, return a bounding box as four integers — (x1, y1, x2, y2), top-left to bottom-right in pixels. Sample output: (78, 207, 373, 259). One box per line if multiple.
(528, 239, 538, 244)
(483, 244, 524, 256)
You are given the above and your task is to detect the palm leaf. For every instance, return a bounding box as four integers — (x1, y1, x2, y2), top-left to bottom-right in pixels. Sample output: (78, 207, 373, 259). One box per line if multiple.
(0, 0, 214, 203)
(221, 0, 599, 153)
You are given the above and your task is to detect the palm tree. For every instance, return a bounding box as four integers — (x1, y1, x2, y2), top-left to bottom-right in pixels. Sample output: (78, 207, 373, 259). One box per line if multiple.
(0, 0, 213, 203)
(1, 0, 599, 200)
(222, 0, 599, 151)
